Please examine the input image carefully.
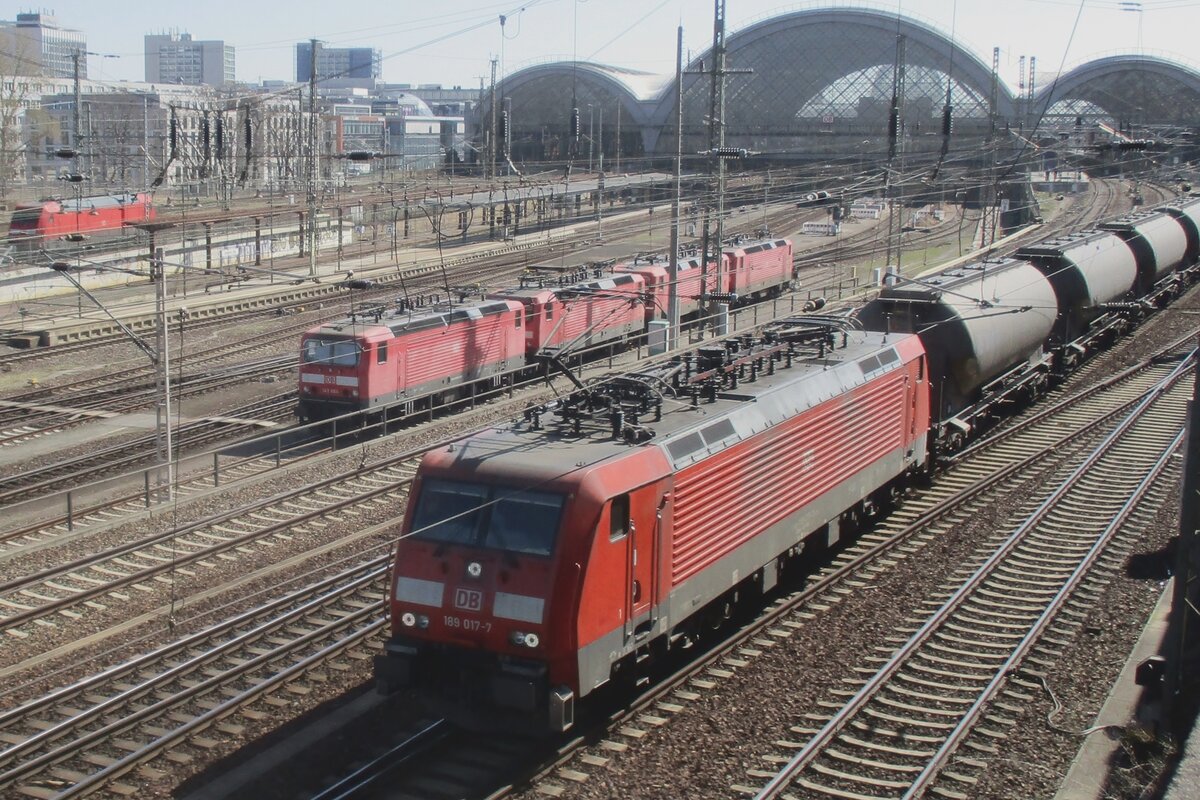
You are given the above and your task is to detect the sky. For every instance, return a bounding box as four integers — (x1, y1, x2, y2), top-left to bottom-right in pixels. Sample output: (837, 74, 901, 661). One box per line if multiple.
(6, 0, 1199, 92)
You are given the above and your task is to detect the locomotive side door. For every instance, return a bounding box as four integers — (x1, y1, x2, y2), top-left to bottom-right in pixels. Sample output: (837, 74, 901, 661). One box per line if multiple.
(617, 483, 659, 643)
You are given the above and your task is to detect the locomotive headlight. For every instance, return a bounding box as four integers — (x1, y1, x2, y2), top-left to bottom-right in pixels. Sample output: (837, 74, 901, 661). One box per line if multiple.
(417, 614, 430, 629)
(400, 612, 417, 627)
(467, 561, 483, 578)
(511, 631, 540, 648)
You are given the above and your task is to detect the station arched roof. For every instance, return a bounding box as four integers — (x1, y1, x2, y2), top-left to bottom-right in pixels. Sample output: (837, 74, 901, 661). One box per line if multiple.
(658, 7, 1013, 125)
(1031, 54, 1200, 125)
(496, 8, 1198, 158)
(498, 62, 670, 123)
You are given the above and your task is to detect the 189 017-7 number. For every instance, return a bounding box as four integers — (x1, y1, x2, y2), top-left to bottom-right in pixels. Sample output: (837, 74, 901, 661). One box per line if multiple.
(444, 615, 492, 632)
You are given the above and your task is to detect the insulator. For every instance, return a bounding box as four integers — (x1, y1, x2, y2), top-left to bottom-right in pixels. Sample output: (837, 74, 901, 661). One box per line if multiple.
(215, 117, 225, 159)
(887, 107, 900, 143)
(201, 115, 211, 161)
(501, 110, 511, 143)
(713, 146, 747, 159)
(168, 109, 178, 159)
(244, 111, 252, 151)
(940, 104, 953, 157)
(570, 107, 581, 140)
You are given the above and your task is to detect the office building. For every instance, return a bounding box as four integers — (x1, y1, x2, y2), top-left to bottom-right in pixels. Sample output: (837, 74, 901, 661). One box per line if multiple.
(0, 12, 87, 79)
(145, 32, 234, 86)
(296, 43, 381, 83)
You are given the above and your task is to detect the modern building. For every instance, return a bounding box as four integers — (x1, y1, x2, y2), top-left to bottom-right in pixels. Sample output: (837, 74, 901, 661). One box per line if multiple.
(296, 43, 381, 83)
(393, 84, 479, 116)
(23, 82, 310, 191)
(144, 32, 235, 86)
(0, 12, 87, 79)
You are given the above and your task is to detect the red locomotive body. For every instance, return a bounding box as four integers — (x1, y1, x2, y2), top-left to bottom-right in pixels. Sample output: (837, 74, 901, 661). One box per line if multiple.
(490, 272, 646, 357)
(298, 299, 526, 422)
(615, 238, 794, 323)
(615, 253, 712, 322)
(724, 238, 794, 299)
(376, 322, 929, 730)
(8, 193, 155, 242)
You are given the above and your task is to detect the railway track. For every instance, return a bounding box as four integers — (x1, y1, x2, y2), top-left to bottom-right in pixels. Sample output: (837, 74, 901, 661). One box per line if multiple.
(751, 353, 1189, 800)
(0, 455, 417, 643)
(0, 561, 392, 799)
(0, 392, 296, 507)
(492, 337, 1194, 799)
(0, 185, 721, 365)
(0, 355, 295, 450)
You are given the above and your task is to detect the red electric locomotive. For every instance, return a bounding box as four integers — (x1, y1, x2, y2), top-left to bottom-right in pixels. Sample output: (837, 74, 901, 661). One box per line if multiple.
(375, 318, 929, 731)
(489, 270, 646, 358)
(298, 236, 795, 423)
(724, 238, 794, 300)
(7, 193, 155, 244)
(614, 252, 714, 322)
(615, 237, 795, 322)
(297, 298, 527, 422)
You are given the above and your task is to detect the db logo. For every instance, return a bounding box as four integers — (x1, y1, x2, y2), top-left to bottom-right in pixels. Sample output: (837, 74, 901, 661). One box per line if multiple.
(454, 588, 483, 612)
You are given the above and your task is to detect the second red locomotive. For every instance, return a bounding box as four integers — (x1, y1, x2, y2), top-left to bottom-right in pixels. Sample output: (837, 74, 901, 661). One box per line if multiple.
(7, 193, 155, 246)
(297, 237, 795, 422)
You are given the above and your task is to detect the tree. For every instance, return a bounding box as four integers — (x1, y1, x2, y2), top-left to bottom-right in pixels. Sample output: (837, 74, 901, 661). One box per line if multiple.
(0, 37, 37, 203)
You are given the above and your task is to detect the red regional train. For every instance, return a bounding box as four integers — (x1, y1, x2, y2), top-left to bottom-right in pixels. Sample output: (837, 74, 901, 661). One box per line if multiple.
(7, 193, 155, 245)
(297, 237, 795, 422)
(373, 196, 1200, 732)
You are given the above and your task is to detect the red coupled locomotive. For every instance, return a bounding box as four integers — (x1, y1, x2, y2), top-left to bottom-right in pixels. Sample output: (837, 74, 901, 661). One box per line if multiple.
(297, 236, 795, 422)
(7, 193, 155, 246)
(374, 316, 928, 731)
(298, 298, 528, 423)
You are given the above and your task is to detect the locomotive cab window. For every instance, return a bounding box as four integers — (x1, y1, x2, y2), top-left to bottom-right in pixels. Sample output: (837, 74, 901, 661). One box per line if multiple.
(411, 479, 565, 557)
(10, 208, 42, 228)
(610, 494, 630, 541)
(376, 342, 388, 364)
(303, 338, 360, 367)
(546, 302, 554, 321)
